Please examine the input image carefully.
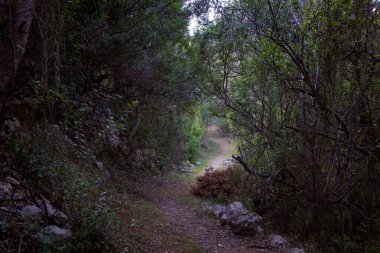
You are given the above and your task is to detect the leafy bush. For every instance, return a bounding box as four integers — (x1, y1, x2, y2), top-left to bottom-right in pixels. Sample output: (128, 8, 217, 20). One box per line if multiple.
(1, 126, 124, 252)
(180, 111, 205, 162)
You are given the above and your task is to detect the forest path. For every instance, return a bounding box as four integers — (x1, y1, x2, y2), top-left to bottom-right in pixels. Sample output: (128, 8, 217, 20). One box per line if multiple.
(147, 125, 277, 253)
(204, 125, 232, 171)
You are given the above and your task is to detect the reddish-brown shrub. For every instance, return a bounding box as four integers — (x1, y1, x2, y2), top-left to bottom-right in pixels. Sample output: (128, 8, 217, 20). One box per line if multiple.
(191, 166, 236, 198)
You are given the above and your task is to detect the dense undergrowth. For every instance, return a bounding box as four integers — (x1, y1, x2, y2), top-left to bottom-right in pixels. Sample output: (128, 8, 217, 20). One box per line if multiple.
(1, 126, 122, 252)
(1, 115, 206, 252)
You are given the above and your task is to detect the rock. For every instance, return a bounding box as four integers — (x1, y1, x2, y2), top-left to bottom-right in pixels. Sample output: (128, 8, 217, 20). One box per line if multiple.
(212, 205, 226, 219)
(269, 234, 287, 247)
(37, 225, 72, 244)
(202, 201, 213, 212)
(223, 158, 236, 167)
(5, 176, 20, 186)
(223, 161, 231, 166)
(257, 225, 264, 235)
(108, 127, 120, 147)
(205, 166, 214, 173)
(0, 181, 12, 196)
(4, 117, 21, 132)
(21, 205, 43, 220)
(177, 162, 196, 173)
(134, 149, 157, 169)
(95, 161, 104, 170)
(215, 202, 263, 237)
(285, 248, 306, 253)
(12, 189, 28, 200)
(42, 202, 69, 225)
(36, 200, 69, 225)
(230, 213, 263, 236)
(220, 202, 249, 225)
(47, 204, 69, 225)
(21, 198, 69, 225)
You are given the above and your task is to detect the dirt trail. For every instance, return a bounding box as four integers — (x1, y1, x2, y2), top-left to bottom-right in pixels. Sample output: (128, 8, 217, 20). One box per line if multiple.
(207, 125, 232, 170)
(148, 125, 279, 253)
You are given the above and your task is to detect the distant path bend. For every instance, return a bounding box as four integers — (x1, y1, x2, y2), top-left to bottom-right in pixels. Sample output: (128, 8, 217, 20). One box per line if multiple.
(207, 124, 232, 170)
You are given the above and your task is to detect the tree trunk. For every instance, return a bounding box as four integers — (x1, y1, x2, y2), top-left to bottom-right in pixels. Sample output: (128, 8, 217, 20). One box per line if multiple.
(0, 0, 36, 92)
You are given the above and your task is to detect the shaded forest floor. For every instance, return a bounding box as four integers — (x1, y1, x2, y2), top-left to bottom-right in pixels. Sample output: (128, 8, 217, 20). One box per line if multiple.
(120, 126, 295, 252)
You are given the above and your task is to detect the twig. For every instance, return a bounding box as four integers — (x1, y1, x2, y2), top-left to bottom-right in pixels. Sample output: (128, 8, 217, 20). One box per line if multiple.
(18, 235, 23, 253)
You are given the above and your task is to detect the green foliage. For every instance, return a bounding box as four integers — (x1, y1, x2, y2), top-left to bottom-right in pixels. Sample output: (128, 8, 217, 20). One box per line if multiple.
(195, 0, 380, 251)
(180, 110, 205, 162)
(2, 127, 123, 252)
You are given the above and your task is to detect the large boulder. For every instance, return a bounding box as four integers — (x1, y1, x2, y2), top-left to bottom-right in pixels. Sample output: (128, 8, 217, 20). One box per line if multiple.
(269, 234, 287, 247)
(230, 213, 263, 236)
(221, 202, 249, 225)
(208, 201, 264, 237)
(37, 225, 72, 244)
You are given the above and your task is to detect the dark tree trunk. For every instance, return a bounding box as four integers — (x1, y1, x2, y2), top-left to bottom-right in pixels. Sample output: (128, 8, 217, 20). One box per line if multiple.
(0, 0, 36, 92)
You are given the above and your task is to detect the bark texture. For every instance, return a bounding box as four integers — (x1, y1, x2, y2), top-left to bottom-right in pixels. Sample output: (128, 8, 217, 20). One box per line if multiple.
(0, 0, 36, 91)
